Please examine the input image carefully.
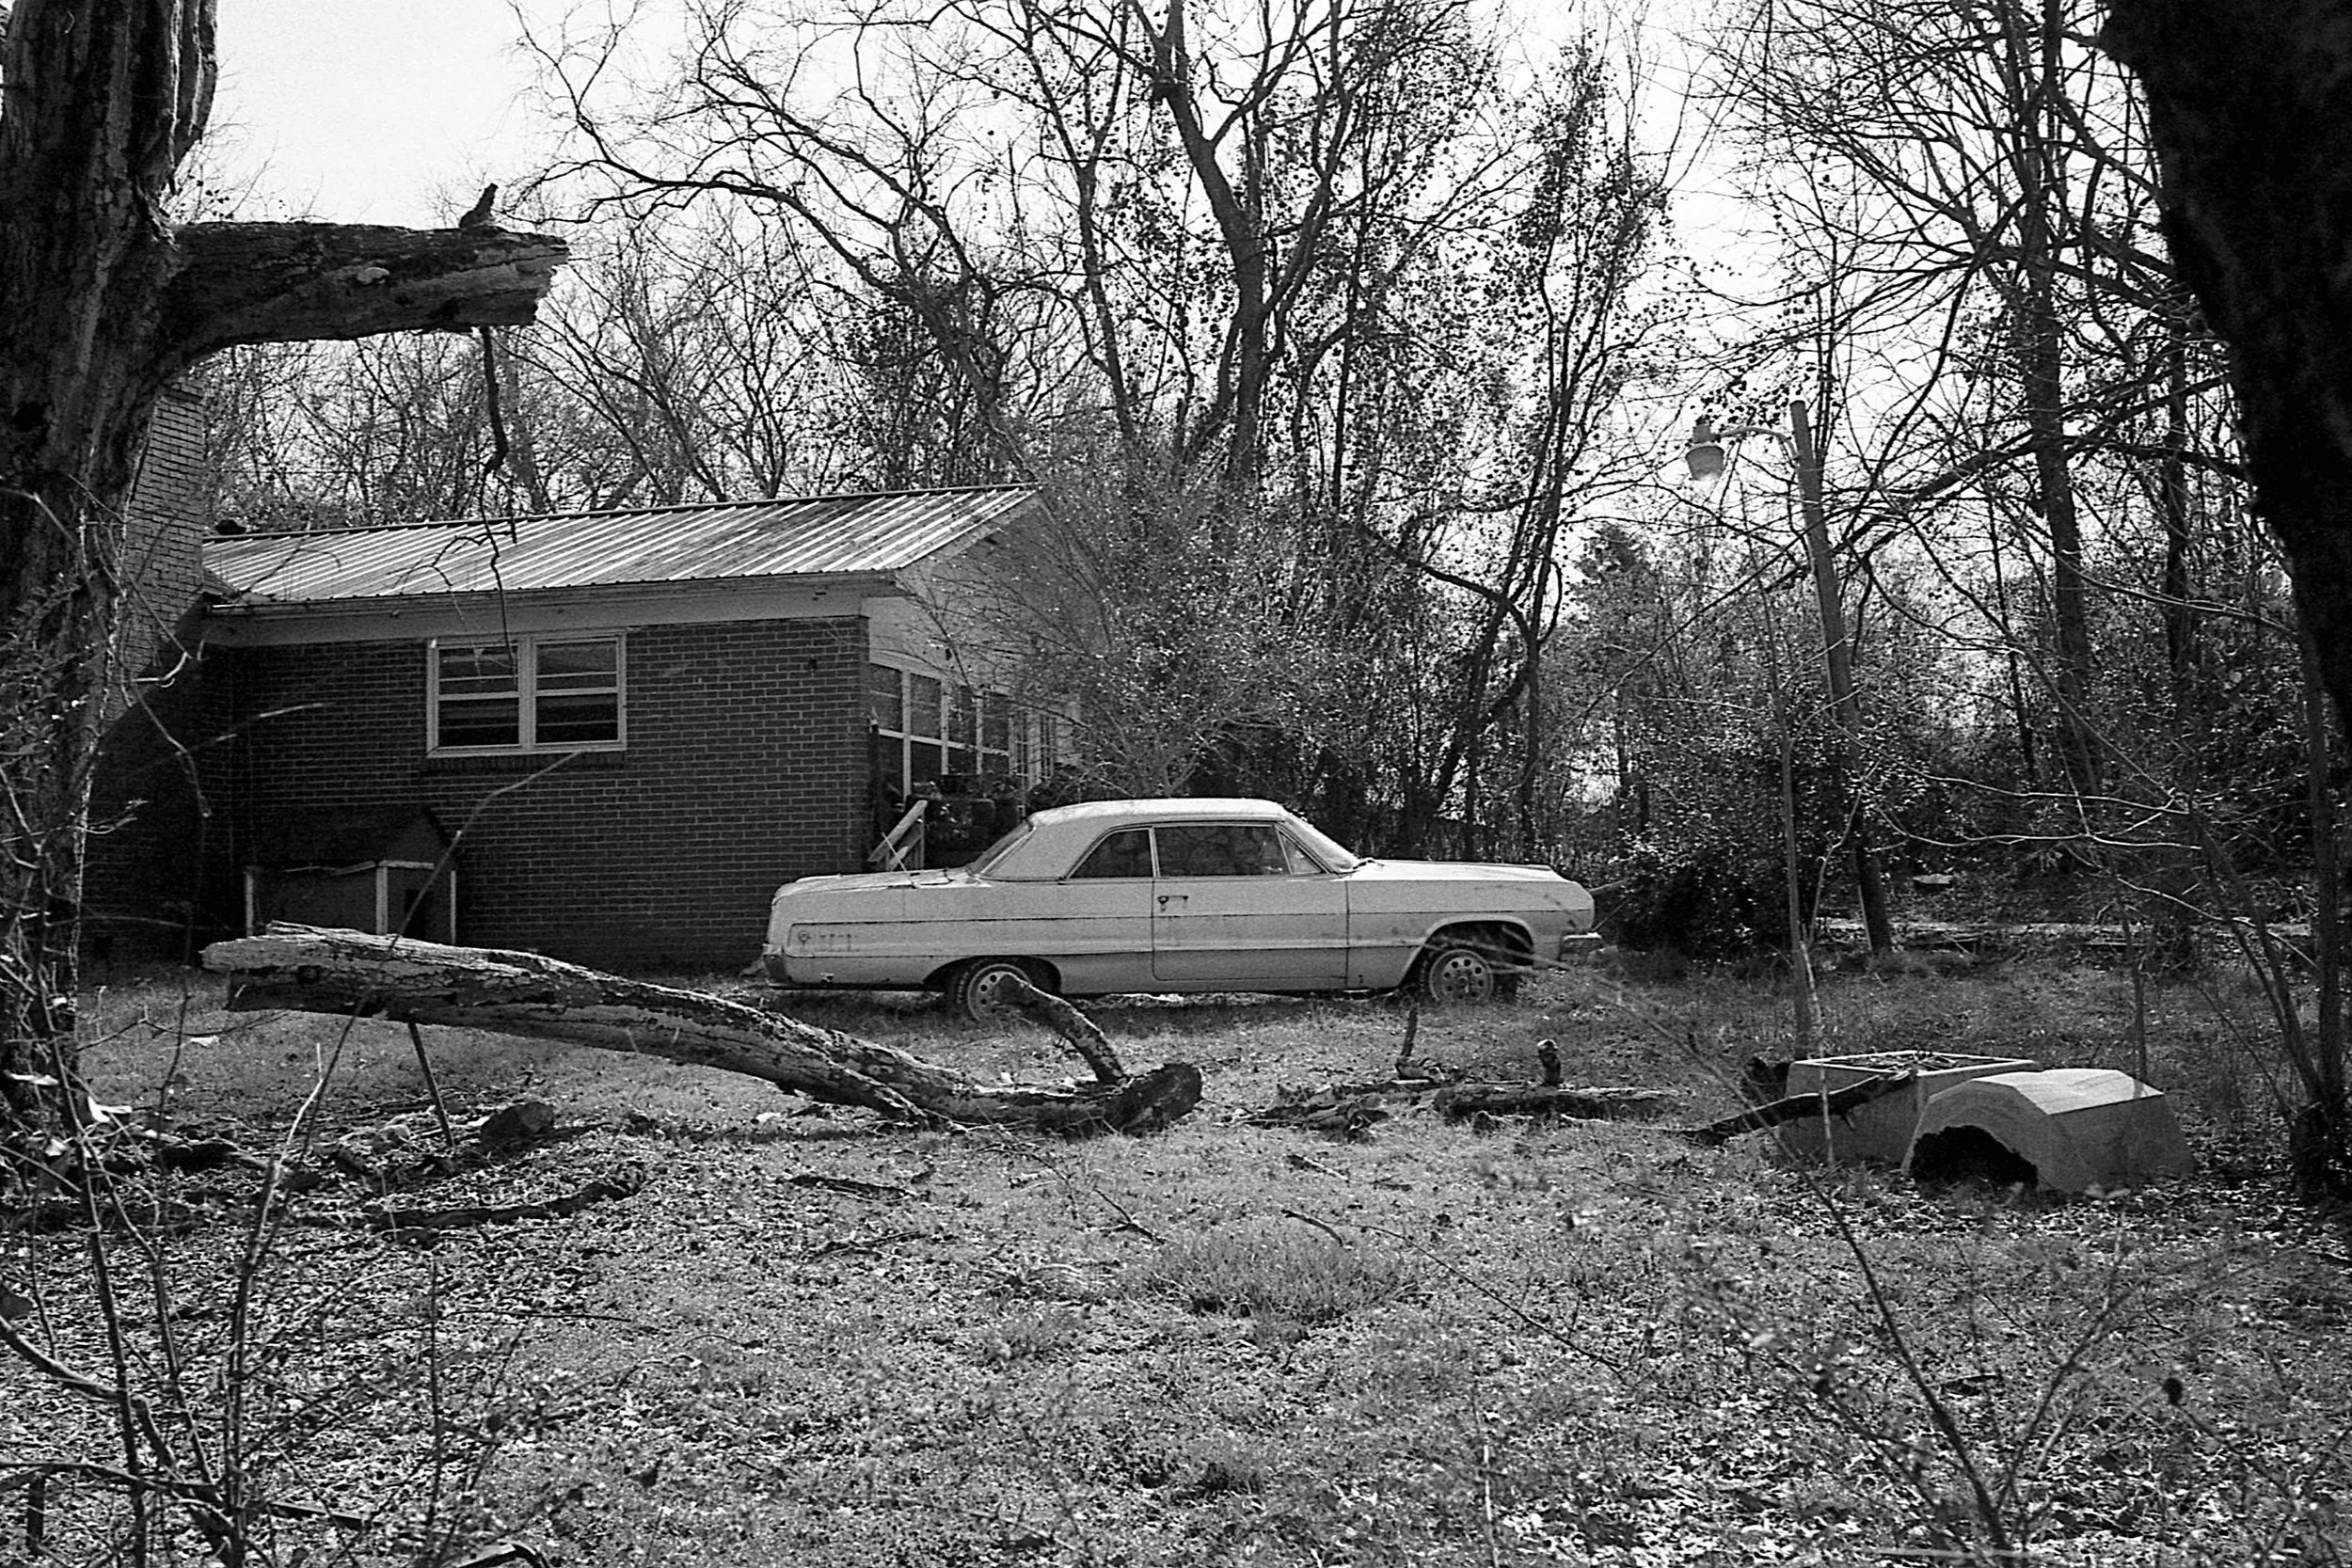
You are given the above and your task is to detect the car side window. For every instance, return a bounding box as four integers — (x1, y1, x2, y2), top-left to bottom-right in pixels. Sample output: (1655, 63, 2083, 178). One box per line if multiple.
(1156, 824, 1290, 878)
(1069, 828, 1152, 879)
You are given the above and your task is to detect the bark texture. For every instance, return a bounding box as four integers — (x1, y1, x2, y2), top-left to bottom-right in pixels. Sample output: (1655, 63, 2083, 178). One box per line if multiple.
(2101, 0, 2352, 1196)
(200, 926, 1201, 1135)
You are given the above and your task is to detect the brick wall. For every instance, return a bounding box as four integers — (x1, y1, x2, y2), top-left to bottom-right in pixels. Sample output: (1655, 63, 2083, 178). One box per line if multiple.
(222, 616, 872, 969)
(111, 387, 212, 697)
(84, 388, 228, 959)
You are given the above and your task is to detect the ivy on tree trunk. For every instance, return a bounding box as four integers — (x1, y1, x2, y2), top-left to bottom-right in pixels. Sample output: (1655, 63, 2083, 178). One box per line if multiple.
(0, 0, 568, 1132)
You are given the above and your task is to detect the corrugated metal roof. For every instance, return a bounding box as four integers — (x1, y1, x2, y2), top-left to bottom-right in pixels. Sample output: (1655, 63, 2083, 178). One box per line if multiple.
(205, 486, 1035, 609)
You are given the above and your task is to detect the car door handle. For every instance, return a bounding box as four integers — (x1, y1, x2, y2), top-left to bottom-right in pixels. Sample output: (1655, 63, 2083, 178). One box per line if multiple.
(1157, 894, 1185, 908)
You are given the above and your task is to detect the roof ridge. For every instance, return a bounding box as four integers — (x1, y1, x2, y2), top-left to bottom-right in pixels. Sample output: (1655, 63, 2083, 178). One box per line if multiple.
(227, 483, 1038, 539)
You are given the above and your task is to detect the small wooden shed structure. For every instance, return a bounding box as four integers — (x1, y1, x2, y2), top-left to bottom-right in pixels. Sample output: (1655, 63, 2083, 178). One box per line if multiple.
(242, 809, 455, 942)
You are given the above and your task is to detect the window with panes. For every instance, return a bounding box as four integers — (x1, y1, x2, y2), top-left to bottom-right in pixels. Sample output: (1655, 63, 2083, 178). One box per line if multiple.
(430, 634, 624, 754)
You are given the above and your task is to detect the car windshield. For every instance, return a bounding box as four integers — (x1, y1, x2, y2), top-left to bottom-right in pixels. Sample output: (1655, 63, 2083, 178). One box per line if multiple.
(1285, 816, 1360, 873)
(964, 820, 1035, 877)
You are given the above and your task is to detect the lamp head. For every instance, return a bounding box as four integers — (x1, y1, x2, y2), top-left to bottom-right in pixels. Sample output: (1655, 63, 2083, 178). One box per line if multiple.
(1684, 418, 1727, 481)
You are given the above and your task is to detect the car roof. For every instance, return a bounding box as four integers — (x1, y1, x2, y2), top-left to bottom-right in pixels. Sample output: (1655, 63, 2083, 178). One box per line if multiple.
(981, 798, 1301, 880)
(1027, 797, 1290, 829)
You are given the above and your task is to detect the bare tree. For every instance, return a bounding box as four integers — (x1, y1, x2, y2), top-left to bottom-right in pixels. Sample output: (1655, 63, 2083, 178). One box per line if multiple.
(1703, 0, 2210, 797)
(0, 1, 568, 1132)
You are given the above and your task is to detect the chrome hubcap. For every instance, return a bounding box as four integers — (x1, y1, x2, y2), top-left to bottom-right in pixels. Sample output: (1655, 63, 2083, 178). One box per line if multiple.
(969, 966, 1025, 1018)
(1427, 951, 1495, 1005)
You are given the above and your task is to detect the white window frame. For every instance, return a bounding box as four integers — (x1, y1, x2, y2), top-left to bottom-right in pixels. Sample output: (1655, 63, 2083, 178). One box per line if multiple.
(428, 632, 628, 756)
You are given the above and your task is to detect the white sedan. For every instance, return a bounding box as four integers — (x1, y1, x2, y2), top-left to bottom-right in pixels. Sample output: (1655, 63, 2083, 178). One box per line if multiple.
(761, 798, 1597, 1020)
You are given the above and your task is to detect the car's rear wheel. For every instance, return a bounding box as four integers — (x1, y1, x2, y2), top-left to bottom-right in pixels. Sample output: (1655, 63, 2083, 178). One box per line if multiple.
(952, 958, 1044, 1022)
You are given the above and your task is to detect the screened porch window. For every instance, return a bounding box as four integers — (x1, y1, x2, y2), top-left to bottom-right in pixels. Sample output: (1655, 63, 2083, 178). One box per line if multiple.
(866, 662, 1057, 795)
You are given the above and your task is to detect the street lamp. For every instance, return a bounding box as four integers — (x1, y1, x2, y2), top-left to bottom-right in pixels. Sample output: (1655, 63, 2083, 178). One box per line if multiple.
(1684, 418, 1732, 481)
(1680, 400, 1896, 957)
(1682, 411, 1808, 483)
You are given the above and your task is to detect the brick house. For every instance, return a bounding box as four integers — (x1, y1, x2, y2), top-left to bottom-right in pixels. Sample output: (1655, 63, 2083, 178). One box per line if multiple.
(87, 400, 1053, 969)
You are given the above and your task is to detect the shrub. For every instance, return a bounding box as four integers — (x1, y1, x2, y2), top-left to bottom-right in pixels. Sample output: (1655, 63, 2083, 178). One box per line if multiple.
(1607, 838, 1807, 957)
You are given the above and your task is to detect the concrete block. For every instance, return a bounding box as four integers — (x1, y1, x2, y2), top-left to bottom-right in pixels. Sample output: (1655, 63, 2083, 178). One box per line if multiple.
(1780, 1052, 2042, 1164)
(1906, 1068, 2195, 1194)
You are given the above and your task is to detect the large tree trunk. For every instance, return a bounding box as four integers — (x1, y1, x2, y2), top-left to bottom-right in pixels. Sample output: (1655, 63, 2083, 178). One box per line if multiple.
(0, 0, 568, 1132)
(2101, 0, 2352, 1197)
(2101, 2, 2352, 752)
(200, 927, 1202, 1135)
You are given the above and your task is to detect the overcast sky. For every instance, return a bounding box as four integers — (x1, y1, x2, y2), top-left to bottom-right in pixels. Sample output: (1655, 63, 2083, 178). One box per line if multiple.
(210, 0, 555, 225)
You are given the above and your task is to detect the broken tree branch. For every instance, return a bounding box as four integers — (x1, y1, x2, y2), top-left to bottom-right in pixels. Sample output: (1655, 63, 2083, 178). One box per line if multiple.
(164, 223, 569, 357)
(363, 1163, 648, 1235)
(1673, 1069, 1915, 1147)
(200, 926, 1200, 1135)
(998, 973, 1126, 1084)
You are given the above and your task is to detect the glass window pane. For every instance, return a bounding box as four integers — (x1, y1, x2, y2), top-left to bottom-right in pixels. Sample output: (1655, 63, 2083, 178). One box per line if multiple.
(437, 698, 519, 749)
(537, 639, 617, 689)
(1158, 824, 1287, 877)
(536, 693, 620, 744)
(908, 741, 945, 786)
(907, 674, 944, 738)
(872, 730, 907, 796)
(866, 664, 904, 730)
(1071, 829, 1152, 879)
(982, 693, 1012, 752)
(438, 643, 518, 696)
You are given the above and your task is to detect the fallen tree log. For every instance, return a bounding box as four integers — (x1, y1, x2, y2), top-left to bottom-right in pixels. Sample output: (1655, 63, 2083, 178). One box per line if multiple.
(1250, 1079, 1673, 1133)
(1672, 1069, 1913, 1147)
(200, 927, 1200, 1135)
(1431, 1084, 1676, 1121)
(1248, 1035, 1680, 1134)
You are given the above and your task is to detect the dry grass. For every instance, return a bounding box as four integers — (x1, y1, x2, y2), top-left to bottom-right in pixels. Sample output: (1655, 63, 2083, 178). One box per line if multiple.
(13, 956, 2348, 1565)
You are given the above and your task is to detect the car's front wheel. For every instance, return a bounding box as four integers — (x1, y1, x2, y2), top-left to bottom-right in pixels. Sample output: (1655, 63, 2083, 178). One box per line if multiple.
(1415, 940, 1501, 1006)
(951, 958, 1043, 1022)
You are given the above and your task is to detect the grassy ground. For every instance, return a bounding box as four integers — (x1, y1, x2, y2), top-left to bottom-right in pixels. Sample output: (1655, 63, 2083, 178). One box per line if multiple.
(14, 956, 2351, 1565)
